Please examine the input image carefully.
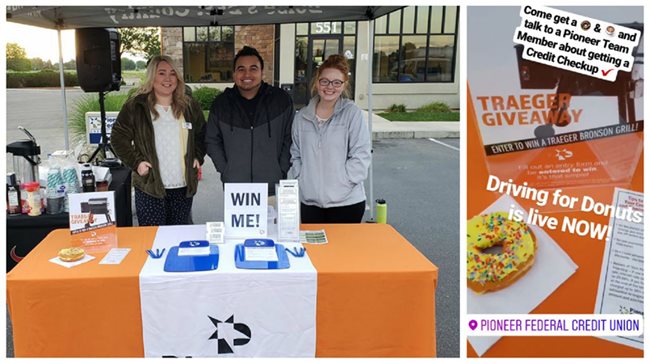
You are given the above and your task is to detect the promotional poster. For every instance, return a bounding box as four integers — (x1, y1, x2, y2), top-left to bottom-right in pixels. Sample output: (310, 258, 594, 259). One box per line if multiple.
(467, 6, 643, 357)
(68, 191, 118, 252)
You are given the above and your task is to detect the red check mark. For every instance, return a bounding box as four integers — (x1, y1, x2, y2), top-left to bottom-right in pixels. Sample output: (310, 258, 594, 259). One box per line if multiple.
(602, 69, 614, 76)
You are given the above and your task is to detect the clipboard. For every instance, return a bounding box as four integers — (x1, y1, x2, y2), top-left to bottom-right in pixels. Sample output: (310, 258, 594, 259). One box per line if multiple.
(164, 240, 220, 272)
(235, 238, 290, 269)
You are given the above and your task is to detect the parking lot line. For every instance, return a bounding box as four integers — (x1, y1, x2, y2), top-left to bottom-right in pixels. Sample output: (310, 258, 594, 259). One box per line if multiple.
(428, 138, 460, 151)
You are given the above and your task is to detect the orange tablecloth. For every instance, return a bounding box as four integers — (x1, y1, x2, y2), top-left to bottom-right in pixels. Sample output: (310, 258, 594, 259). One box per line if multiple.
(467, 87, 643, 357)
(7, 224, 438, 357)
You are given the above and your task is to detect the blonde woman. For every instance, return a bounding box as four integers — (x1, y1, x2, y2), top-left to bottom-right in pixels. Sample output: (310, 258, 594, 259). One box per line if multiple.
(112, 55, 206, 225)
(289, 54, 371, 223)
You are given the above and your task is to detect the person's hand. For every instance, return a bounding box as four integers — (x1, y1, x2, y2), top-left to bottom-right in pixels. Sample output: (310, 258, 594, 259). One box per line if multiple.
(137, 161, 152, 176)
(193, 159, 200, 169)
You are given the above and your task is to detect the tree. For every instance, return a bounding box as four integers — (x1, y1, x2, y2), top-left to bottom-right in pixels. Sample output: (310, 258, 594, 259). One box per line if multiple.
(30, 57, 49, 70)
(7, 43, 27, 59)
(119, 27, 161, 61)
(7, 43, 31, 71)
(63, 59, 77, 70)
(121, 57, 136, 71)
(136, 60, 147, 70)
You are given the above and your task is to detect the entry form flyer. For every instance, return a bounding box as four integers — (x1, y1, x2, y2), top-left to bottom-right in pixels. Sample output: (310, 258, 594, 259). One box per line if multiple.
(594, 188, 643, 350)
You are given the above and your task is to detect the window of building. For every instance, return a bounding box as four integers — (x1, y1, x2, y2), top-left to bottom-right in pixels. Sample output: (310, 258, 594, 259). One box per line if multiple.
(182, 26, 234, 83)
(373, 6, 458, 83)
(293, 22, 358, 108)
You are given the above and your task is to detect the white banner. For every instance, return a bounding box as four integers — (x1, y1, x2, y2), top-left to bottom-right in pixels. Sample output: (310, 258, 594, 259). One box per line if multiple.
(139, 225, 317, 357)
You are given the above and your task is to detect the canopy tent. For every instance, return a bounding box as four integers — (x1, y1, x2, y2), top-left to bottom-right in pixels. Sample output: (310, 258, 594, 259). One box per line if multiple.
(7, 5, 401, 220)
(7, 6, 401, 28)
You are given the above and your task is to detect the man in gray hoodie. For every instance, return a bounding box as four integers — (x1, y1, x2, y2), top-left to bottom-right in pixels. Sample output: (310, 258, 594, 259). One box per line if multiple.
(205, 46, 294, 196)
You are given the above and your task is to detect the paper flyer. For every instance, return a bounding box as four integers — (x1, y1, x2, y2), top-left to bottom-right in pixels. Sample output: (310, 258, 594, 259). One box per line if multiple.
(277, 179, 300, 243)
(594, 188, 644, 350)
(68, 191, 118, 253)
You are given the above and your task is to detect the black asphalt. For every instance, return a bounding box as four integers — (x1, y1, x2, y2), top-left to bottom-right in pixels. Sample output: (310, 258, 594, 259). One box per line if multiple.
(370, 138, 459, 357)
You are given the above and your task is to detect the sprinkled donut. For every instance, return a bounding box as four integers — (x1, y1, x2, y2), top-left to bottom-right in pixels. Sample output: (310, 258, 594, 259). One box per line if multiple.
(467, 212, 537, 294)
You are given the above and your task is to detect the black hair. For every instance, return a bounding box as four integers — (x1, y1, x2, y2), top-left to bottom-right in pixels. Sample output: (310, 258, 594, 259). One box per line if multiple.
(234, 46, 264, 70)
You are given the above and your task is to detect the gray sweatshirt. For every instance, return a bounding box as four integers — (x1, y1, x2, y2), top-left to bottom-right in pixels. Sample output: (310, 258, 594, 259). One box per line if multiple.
(289, 96, 371, 208)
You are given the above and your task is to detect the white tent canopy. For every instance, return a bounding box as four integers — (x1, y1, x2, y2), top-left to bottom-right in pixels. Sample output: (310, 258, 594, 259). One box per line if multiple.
(7, 5, 400, 220)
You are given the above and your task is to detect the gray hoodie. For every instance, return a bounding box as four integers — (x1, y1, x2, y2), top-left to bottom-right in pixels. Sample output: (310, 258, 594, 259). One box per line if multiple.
(289, 96, 371, 208)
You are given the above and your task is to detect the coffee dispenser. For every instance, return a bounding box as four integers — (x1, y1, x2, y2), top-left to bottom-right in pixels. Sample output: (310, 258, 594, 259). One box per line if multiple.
(7, 126, 41, 185)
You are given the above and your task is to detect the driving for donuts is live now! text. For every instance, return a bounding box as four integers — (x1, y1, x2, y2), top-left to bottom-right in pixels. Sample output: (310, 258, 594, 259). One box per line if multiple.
(467, 314, 643, 336)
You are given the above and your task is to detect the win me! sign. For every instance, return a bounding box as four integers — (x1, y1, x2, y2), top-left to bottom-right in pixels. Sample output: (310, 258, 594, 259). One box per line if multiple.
(224, 183, 268, 239)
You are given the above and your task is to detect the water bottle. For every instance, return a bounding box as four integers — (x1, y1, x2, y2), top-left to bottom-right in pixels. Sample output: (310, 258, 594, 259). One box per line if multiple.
(81, 164, 95, 193)
(376, 199, 387, 224)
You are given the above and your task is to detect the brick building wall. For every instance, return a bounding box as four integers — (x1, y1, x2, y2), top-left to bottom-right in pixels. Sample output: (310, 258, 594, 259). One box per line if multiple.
(161, 25, 275, 83)
(161, 28, 184, 75)
(234, 25, 275, 82)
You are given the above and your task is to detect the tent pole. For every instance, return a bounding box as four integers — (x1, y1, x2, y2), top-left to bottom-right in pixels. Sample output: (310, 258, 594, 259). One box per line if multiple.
(367, 19, 375, 221)
(57, 28, 69, 150)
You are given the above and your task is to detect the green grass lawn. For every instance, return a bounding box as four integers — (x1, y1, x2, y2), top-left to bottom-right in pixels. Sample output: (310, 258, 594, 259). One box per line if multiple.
(122, 70, 146, 77)
(121, 70, 146, 86)
(378, 111, 460, 122)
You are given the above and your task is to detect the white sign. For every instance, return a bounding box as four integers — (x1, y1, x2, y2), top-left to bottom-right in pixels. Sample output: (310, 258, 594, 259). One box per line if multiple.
(277, 180, 300, 242)
(313, 21, 338, 34)
(85, 111, 119, 145)
(224, 183, 268, 239)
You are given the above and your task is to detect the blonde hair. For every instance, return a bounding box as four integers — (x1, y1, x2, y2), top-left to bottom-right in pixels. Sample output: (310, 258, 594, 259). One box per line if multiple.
(137, 55, 189, 120)
(310, 54, 351, 98)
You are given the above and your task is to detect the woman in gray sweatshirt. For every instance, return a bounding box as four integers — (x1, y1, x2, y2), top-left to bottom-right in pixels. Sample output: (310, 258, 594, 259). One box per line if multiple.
(289, 54, 371, 223)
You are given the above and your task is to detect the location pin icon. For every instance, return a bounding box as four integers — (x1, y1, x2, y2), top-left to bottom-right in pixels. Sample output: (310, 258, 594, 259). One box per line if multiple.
(469, 320, 478, 331)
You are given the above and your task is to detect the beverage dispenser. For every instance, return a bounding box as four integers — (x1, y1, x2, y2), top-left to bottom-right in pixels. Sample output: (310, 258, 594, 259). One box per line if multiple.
(7, 126, 41, 185)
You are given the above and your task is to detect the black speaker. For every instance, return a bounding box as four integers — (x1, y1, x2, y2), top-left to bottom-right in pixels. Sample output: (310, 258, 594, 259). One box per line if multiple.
(76, 28, 122, 92)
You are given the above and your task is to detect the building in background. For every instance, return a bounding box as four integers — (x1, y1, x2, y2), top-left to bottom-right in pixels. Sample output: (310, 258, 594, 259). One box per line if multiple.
(161, 6, 459, 110)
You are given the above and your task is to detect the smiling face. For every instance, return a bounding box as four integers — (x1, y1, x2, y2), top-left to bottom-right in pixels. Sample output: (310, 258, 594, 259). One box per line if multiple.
(234, 55, 263, 99)
(317, 67, 346, 103)
(152, 61, 178, 101)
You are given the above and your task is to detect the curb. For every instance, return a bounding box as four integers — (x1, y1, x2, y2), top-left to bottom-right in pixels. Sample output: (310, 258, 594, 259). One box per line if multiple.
(373, 130, 460, 139)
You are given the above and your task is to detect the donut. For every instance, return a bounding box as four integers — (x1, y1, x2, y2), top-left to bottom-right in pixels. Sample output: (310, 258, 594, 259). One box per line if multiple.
(58, 247, 86, 262)
(467, 212, 537, 294)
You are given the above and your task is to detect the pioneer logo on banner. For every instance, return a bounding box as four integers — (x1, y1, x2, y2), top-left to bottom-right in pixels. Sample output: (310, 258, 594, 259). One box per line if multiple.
(162, 315, 252, 357)
(208, 315, 252, 354)
(224, 183, 268, 239)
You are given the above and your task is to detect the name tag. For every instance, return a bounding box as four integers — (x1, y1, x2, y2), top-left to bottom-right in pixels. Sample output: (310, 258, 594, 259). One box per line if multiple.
(183, 122, 192, 129)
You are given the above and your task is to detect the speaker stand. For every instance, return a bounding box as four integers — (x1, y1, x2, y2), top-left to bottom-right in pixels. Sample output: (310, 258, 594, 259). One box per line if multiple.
(89, 91, 115, 163)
